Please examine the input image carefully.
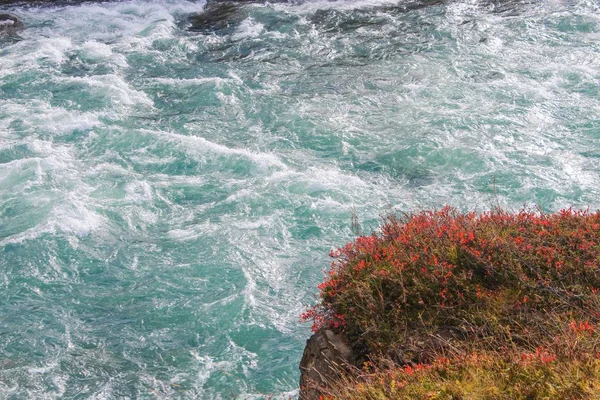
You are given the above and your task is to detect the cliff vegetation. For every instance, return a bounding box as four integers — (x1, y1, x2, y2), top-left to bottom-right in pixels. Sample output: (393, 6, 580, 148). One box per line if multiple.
(302, 207, 600, 399)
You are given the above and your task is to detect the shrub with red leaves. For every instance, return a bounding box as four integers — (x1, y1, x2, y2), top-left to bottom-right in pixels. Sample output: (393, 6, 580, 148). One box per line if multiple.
(302, 207, 600, 364)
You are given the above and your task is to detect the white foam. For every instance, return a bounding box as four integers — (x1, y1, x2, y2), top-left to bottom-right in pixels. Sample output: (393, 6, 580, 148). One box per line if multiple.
(78, 41, 128, 67)
(190, 353, 227, 389)
(125, 180, 153, 203)
(0, 38, 73, 81)
(148, 130, 287, 170)
(150, 77, 232, 87)
(268, 0, 405, 15)
(91, 162, 132, 176)
(0, 100, 101, 135)
(227, 71, 244, 85)
(27, 360, 58, 375)
(167, 221, 215, 242)
(0, 136, 109, 246)
(265, 166, 369, 195)
(56, 75, 154, 108)
(81, 40, 113, 58)
(1, 199, 106, 246)
(552, 150, 598, 187)
(122, 207, 158, 231)
(231, 18, 265, 41)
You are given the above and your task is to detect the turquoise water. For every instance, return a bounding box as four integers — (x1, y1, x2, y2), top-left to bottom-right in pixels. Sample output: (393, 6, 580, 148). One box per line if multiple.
(0, 0, 599, 397)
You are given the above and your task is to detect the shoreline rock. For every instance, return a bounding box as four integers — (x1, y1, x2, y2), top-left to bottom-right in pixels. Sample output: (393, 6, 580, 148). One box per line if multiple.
(298, 329, 359, 400)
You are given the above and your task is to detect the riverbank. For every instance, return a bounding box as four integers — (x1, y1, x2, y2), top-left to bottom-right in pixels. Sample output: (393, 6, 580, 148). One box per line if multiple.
(301, 208, 600, 398)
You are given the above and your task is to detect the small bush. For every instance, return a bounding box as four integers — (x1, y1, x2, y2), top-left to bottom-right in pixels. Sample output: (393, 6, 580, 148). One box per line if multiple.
(302, 207, 600, 397)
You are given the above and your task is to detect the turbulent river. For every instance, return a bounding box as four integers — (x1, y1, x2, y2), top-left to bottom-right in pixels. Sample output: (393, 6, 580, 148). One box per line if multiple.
(0, 0, 599, 397)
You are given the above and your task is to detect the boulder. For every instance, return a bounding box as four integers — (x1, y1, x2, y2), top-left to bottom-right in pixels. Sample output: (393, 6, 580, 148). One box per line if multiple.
(187, 2, 243, 34)
(299, 329, 358, 400)
(0, 14, 23, 35)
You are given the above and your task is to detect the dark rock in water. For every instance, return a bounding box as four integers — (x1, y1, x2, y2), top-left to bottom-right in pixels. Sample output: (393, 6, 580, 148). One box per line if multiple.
(309, 0, 445, 33)
(186, 0, 451, 37)
(487, 0, 537, 16)
(188, 2, 245, 34)
(186, 0, 526, 36)
(299, 329, 359, 400)
(187, 0, 300, 34)
(0, 0, 112, 4)
(0, 14, 23, 35)
(206, 0, 267, 3)
(309, 8, 386, 33)
(0, 0, 153, 8)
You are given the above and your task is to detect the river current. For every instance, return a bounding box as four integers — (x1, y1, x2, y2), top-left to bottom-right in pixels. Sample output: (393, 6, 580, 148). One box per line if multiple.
(0, 0, 599, 397)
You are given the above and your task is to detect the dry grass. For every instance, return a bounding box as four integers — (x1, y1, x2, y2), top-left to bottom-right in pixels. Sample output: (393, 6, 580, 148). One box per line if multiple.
(321, 351, 600, 399)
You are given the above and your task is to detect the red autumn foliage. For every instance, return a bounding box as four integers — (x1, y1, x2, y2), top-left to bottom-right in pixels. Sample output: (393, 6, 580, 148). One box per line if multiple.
(302, 207, 600, 364)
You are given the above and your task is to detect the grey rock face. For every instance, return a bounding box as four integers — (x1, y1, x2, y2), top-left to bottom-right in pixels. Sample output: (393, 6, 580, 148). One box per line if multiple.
(299, 329, 358, 400)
